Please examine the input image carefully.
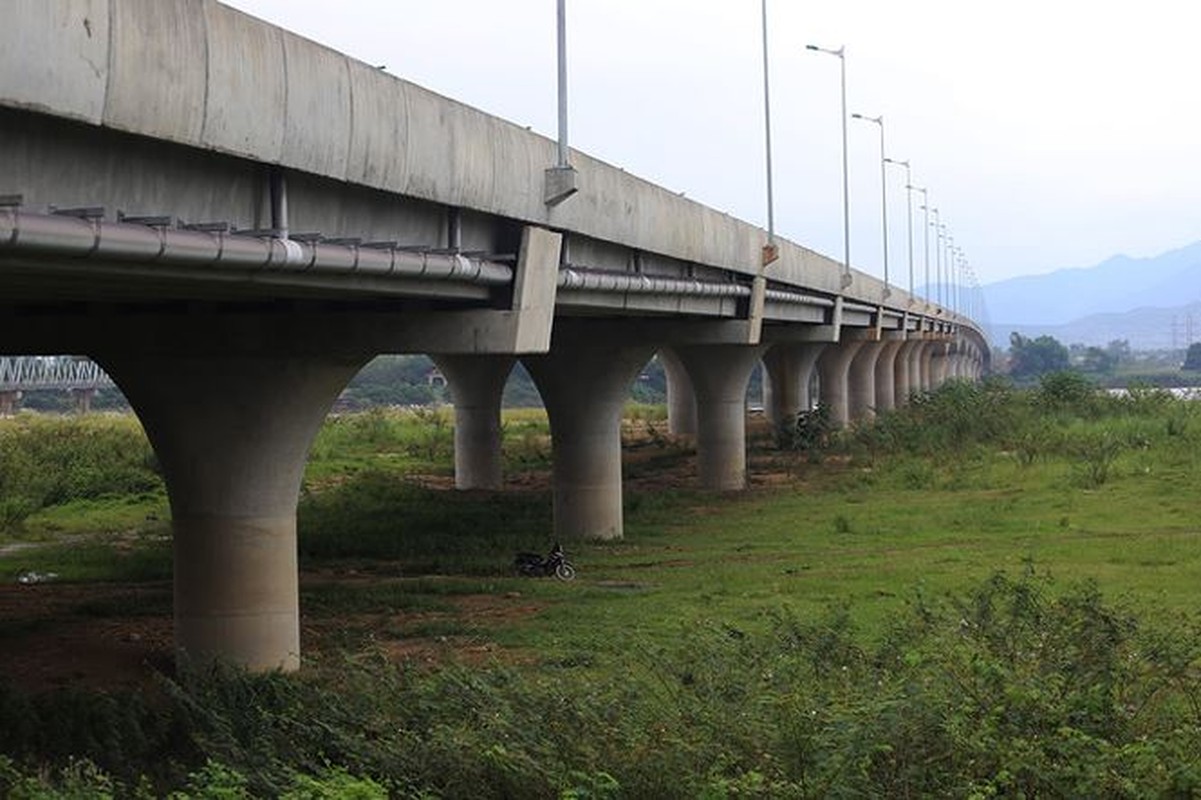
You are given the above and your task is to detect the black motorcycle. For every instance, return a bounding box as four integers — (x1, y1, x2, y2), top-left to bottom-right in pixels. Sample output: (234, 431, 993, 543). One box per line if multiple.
(514, 543, 576, 581)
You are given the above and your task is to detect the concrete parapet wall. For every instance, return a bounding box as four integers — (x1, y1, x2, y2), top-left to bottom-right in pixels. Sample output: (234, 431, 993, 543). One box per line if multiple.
(1, 0, 903, 307)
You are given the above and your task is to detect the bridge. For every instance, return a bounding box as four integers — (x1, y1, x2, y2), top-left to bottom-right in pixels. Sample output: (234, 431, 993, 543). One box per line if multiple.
(0, 0, 989, 672)
(0, 356, 113, 414)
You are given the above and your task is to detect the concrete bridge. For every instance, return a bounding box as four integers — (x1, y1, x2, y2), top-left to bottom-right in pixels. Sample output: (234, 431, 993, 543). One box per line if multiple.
(0, 0, 989, 671)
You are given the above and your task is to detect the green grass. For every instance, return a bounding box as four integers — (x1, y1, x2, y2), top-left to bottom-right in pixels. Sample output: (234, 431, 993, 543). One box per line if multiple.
(5, 379, 1201, 795)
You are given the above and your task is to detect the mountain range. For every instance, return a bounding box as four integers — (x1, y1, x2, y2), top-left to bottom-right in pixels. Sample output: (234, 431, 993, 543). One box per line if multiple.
(979, 241, 1201, 350)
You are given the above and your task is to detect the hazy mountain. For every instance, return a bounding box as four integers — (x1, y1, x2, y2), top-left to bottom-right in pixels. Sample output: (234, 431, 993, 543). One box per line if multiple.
(986, 302, 1201, 351)
(983, 241, 1201, 327)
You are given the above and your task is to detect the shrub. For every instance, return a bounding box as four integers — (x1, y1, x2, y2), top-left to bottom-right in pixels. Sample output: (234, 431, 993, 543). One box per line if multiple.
(5, 573, 1200, 798)
(0, 416, 161, 528)
(1037, 370, 1098, 413)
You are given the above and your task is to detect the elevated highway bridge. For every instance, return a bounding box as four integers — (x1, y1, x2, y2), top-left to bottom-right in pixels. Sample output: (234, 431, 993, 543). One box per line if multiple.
(0, 0, 989, 671)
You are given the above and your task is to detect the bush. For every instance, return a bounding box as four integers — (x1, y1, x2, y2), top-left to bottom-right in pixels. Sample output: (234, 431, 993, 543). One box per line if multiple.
(1037, 370, 1098, 413)
(0, 416, 161, 528)
(2, 574, 1200, 797)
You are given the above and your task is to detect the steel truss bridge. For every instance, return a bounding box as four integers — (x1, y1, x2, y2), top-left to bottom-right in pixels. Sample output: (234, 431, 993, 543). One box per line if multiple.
(0, 356, 113, 392)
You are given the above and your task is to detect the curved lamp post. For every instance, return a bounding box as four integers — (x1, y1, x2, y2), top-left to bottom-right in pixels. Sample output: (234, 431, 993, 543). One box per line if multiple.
(851, 112, 889, 296)
(806, 43, 852, 288)
(884, 157, 913, 300)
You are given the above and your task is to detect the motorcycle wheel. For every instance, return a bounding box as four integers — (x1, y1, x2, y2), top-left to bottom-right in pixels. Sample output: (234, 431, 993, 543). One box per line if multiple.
(554, 562, 576, 581)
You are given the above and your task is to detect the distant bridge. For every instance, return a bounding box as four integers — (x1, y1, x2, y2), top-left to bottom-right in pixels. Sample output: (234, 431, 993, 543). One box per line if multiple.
(0, 356, 112, 414)
(0, 355, 112, 391)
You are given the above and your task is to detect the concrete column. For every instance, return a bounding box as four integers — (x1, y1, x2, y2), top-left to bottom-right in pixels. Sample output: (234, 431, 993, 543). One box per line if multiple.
(524, 337, 654, 541)
(659, 347, 696, 438)
(929, 343, 950, 388)
(918, 342, 936, 391)
(672, 344, 767, 490)
(762, 342, 826, 428)
(98, 353, 365, 672)
(848, 342, 883, 422)
(816, 339, 865, 427)
(872, 339, 905, 414)
(908, 341, 924, 395)
(0, 390, 19, 416)
(893, 340, 919, 406)
(430, 354, 515, 490)
(70, 387, 96, 414)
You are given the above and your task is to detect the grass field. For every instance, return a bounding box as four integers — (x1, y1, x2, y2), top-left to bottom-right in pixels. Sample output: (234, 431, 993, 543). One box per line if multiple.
(2, 378, 1201, 797)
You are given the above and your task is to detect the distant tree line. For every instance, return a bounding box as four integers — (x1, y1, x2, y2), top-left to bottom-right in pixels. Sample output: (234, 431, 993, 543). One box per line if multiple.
(1007, 334, 1136, 381)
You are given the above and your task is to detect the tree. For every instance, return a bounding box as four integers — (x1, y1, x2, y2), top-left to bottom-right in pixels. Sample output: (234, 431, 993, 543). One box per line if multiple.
(1105, 339, 1131, 366)
(1008, 332, 1070, 378)
(1080, 346, 1116, 375)
(1183, 342, 1201, 371)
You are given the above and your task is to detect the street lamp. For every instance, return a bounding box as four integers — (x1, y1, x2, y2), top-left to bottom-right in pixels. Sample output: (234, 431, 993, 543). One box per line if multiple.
(943, 229, 953, 309)
(851, 112, 888, 296)
(544, 0, 578, 206)
(884, 157, 913, 299)
(929, 210, 942, 310)
(806, 43, 851, 288)
(760, 0, 776, 252)
(914, 188, 929, 303)
(946, 230, 955, 307)
(748, 0, 776, 345)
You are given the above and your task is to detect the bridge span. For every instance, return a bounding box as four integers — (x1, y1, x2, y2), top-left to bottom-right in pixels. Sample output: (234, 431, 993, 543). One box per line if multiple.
(0, 355, 113, 414)
(0, 0, 989, 671)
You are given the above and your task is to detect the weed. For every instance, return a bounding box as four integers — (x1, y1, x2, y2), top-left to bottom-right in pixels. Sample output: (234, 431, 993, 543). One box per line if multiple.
(1071, 429, 1124, 488)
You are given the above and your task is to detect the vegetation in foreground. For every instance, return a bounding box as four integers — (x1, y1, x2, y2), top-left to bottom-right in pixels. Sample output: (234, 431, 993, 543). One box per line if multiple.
(2, 375, 1201, 796)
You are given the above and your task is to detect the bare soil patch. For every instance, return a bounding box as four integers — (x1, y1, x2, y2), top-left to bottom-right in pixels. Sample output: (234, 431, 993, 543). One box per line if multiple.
(0, 580, 543, 693)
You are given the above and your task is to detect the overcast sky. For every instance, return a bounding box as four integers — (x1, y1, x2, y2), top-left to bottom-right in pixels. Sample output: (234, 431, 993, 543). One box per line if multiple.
(225, 0, 1201, 288)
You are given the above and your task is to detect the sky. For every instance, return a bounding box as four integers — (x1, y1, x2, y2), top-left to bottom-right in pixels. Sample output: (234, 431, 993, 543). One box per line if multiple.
(224, 0, 1201, 290)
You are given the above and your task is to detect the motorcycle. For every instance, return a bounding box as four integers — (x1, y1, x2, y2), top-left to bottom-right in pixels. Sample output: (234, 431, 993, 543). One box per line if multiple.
(514, 542, 576, 581)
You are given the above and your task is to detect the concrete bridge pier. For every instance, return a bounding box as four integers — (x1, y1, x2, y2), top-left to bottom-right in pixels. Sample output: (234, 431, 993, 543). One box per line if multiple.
(0, 390, 20, 416)
(762, 342, 826, 428)
(99, 352, 367, 672)
(953, 348, 968, 380)
(524, 332, 655, 540)
(659, 348, 697, 438)
(672, 344, 767, 490)
(918, 341, 937, 391)
(872, 336, 906, 414)
(70, 387, 96, 414)
(816, 338, 866, 427)
(930, 343, 951, 388)
(430, 354, 515, 490)
(893, 340, 919, 406)
(848, 341, 884, 422)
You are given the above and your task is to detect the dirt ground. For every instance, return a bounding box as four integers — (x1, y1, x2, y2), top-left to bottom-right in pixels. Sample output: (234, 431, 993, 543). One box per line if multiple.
(0, 579, 546, 693)
(0, 418, 796, 693)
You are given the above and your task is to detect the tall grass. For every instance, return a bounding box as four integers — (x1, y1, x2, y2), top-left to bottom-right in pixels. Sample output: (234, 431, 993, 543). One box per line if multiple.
(2, 572, 1199, 797)
(298, 473, 552, 573)
(0, 415, 161, 530)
